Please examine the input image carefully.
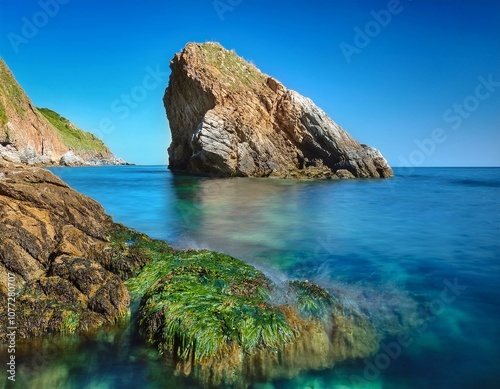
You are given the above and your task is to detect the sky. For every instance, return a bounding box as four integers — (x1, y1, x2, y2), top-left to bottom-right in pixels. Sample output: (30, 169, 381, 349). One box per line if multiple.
(0, 0, 499, 166)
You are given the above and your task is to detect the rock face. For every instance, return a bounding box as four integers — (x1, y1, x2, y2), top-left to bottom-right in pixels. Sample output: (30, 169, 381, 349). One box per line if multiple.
(0, 164, 131, 338)
(0, 59, 125, 166)
(165, 42, 393, 178)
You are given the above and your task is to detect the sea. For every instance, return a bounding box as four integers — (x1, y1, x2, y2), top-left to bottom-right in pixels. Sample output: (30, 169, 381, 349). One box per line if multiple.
(3, 166, 499, 389)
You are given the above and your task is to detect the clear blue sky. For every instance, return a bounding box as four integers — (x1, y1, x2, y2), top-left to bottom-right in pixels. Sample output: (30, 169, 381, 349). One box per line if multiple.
(0, 0, 499, 166)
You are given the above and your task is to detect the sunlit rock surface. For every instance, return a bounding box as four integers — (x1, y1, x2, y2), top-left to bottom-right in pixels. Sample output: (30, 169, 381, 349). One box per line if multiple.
(0, 164, 130, 337)
(165, 42, 393, 179)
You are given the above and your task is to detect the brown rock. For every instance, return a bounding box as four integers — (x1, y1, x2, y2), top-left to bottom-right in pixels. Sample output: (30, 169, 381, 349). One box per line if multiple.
(0, 165, 129, 338)
(0, 60, 67, 164)
(165, 42, 393, 178)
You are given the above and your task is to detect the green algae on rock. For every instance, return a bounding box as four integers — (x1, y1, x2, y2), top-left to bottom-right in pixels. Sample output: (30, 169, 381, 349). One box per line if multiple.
(127, 249, 380, 387)
(286, 280, 342, 320)
(134, 251, 293, 359)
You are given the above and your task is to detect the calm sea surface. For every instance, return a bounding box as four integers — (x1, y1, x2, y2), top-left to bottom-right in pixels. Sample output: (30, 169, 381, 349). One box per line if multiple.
(4, 166, 500, 388)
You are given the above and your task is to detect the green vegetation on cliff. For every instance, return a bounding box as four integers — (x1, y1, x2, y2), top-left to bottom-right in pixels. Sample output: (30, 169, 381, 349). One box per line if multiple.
(1, 58, 116, 164)
(0, 100, 6, 127)
(0, 58, 26, 126)
(198, 42, 266, 90)
(37, 107, 110, 155)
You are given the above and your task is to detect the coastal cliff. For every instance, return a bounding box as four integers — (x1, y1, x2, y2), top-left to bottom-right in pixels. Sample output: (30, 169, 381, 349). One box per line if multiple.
(165, 42, 393, 178)
(0, 59, 125, 166)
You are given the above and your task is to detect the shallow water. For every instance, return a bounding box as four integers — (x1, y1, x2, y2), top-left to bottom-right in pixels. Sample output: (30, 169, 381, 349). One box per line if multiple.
(3, 166, 499, 388)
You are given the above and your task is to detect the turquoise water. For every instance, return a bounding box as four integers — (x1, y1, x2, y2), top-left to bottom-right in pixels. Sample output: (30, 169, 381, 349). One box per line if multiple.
(5, 166, 500, 388)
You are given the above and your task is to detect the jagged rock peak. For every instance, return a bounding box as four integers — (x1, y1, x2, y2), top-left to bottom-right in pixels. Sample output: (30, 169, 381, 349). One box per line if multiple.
(165, 42, 393, 178)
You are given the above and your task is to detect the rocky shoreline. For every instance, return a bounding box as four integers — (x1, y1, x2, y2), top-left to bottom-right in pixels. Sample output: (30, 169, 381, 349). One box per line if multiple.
(0, 60, 127, 167)
(0, 41, 396, 386)
(0, 144, 129, 167)
(0, 163, 380, 387)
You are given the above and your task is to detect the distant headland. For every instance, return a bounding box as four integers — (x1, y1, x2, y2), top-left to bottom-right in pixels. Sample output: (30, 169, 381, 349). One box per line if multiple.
(0, 59, 126, 166)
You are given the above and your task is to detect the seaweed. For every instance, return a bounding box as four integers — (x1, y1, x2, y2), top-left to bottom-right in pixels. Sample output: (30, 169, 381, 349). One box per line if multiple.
(286, 280, 340, 320)
(134, 251, 295, 364)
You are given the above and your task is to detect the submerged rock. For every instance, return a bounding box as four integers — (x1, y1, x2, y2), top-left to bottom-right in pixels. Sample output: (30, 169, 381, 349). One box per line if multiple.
(165, 42, 393, 179)
(131, 251, 379, 387)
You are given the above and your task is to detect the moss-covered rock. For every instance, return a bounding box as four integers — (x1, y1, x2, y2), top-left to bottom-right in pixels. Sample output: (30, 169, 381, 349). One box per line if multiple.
(101, 224, 172, 281)
(286, 280, 341, 320)
(0, 166, 130, 338)
(135, 251, 293, 362)
(127, 250, 380, 387)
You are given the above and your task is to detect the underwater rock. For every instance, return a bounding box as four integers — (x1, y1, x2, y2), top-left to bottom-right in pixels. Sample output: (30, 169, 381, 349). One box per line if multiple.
(134, 252, 379, 387)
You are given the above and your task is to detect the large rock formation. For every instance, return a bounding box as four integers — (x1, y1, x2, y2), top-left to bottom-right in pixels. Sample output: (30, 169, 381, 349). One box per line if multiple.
(0, 163, 134, 337)
(0, 59, 125, 165)
(165, 42, 393, 178)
